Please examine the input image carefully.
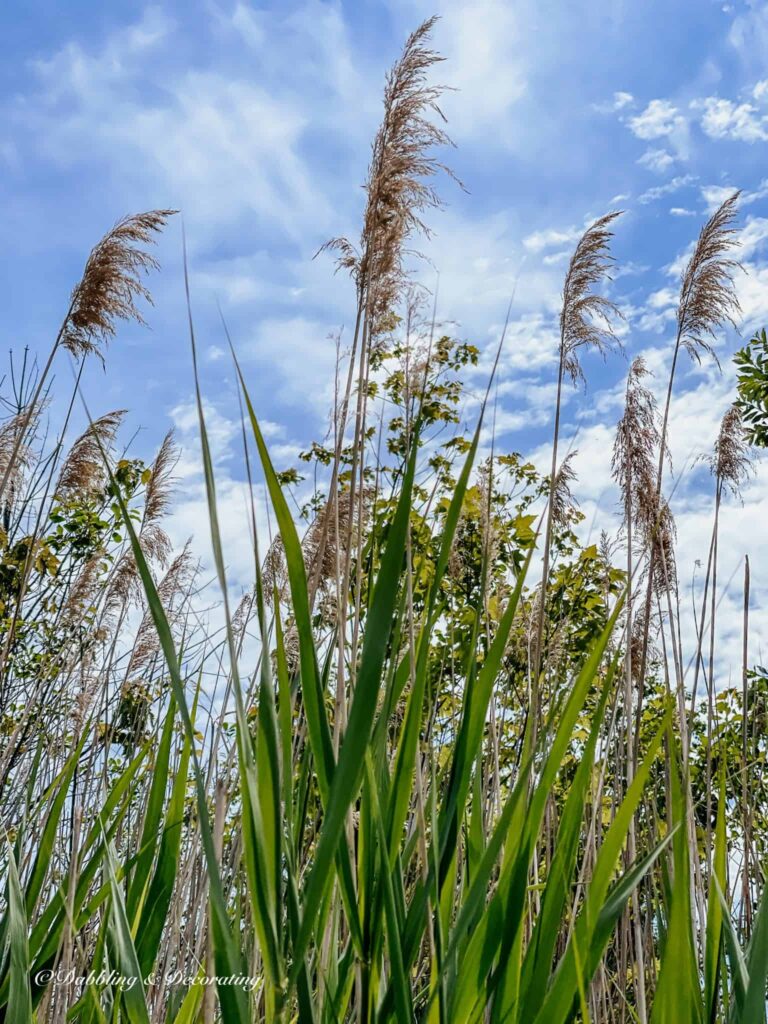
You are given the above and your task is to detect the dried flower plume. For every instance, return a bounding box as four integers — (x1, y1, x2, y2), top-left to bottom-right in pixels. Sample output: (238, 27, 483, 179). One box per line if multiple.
(612, 357, 665, 533)
(322, 18, 454, 336)
(62, 210, 177, 361)
(265, 488, 371, 626)
(0, 410, 35, 514)
(139, 430, 178, 567)
(561, 211, 624, 384)
(706, 403, 753, 498)
(56, 410, 126, 500)
(677, 192, 741, 364)
(551, 450, 579, 530)
(127, 542, 195, 675)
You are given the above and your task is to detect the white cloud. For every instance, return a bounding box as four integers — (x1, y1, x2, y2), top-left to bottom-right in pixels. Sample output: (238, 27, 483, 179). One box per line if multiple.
(34, 69, 329, 240)
(638, 148, 676, 173)
(665, 240, 695, 281)
(593, 90, 635, 113)
(737, 261, 768, 329)
(629, 99, 686, 140)
(244, 316, 343, 410)
(426, 1, 529, 139)
(613, 90, 635, 109)
(418, 208, 566, 328)
(542, 250, 571, 265)
(228, 2, 266, 48)
(635, 285, 678, 333)
(523, 225, 583, 253)
(15, 6, 372, 248)
(670, 206, 696, 216)
(170, 399, 238, 476)
(738, 216, 768, 259)
(165, 395, 300, 599)
(529, 365, 768, 684)
(700, 183, 738, 213)
(638, 173, 697, 204)
(698, 96, 768, 142)
(30, 6, 173, 100)
(647, 287, 677, 310)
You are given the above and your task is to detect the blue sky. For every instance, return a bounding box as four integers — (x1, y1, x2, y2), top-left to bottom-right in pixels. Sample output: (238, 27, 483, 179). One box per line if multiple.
(2, 0, 768, 675)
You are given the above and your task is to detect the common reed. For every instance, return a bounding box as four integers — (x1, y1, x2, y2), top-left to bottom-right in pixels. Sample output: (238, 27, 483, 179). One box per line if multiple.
(1, 19, 768, 1024)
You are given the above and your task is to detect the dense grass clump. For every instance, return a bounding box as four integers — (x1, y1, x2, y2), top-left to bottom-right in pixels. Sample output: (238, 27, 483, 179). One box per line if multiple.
(2, 17, 768, 1024)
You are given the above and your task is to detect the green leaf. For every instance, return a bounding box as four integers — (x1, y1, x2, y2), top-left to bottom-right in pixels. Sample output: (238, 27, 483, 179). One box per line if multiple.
(103, 835, 151, 1024)
(5, 845, 33, 1024)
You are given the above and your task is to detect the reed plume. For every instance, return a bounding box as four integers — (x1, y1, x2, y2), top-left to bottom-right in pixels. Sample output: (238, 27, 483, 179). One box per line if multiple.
(62, 211, 177, 361)
(0, 410, 35, 531)
(62, 554, 103, 625)
(677, 193, 742, 366)
(56, 410, 126, 499)
(707, 403, 753, 497)
(127, 542, 195, 676)
(323, 17, 453, 336)
(561, 212, 625, 384)
(310, 19, 453, 633)
(637, 194, 743, 706)
(612, 357, 661, 529)
(647, 496, 677, 597)
(265, 487, 370, 625)
(550, 450, 579, 531)
(0, 211, 174, 504)
(533, 212, 623, 692)
(139, 430, 178, 568)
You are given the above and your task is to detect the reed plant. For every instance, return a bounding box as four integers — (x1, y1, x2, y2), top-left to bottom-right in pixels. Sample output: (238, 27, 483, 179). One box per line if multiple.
(1, 17, 768, 1024)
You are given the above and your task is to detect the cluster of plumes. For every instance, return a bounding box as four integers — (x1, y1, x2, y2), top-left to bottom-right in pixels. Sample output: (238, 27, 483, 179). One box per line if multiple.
(447, 460, 500, 588)
(232, 589, 256, 649)
(513, 586, 568, 677)
(71, 671, 103, 733)
(0, 411, 35, 516)
(61, 554, 103, 629)
(706, 404, 754, 498)
(646, 496, 678, 595)
(139, 430, 177, 566)
(54, 554, 108, 688)
(612, 357, 676, 595)
(104, 432, 178, 617)
(264, 488, 371, 627)
(126, 541, 196, 677)
(612, 358, 662, 529)
(628, 603, 657, 682)
(322, 17, 454, 337)
(55, 410, 126, 500)
(264, 487, 372, 678)
(477, 461, 500, 567)
(550, 450, 580, 531)
(560, 211, 624, 384)
(61, 210, 176, 361)
(676, 192, 741, 364)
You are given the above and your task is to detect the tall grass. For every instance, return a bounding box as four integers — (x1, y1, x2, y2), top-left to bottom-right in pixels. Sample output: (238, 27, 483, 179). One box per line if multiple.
(0, 17, 766, 1024)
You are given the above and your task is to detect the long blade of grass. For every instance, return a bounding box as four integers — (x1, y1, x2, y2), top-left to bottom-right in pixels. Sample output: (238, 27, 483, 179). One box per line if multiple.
(102, 835, 151, 1024)
(292, 421, 419, 974)
(5, 845, 32, 1024)
(705, 766, 727, 1023)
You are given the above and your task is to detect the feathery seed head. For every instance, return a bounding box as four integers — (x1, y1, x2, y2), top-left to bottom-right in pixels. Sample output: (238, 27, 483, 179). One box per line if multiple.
(56, 410, 126, 500)
(561, 211, 624, 384)
(321, 18, 454, 336)
(677, 192, 742, 365)
(62, 210, 176, 361)
(707, 403, 753, 496)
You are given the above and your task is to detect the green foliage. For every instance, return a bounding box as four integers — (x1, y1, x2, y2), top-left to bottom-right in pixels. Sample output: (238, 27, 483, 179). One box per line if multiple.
(735, 327, 768, 447)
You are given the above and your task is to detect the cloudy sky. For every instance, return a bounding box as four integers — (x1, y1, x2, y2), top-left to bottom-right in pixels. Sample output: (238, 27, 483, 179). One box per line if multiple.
(2, 0, 768, 679)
